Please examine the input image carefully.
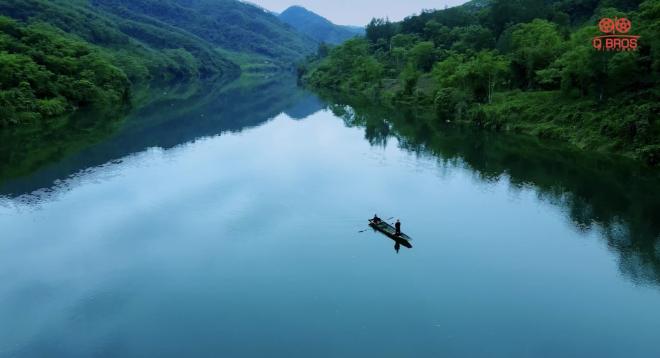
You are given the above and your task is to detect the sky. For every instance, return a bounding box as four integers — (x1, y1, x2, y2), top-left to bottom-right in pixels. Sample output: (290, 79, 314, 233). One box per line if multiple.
(247, 0, 469, 26)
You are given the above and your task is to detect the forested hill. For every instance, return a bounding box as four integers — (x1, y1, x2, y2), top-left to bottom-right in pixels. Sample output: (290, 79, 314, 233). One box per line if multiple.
(0, 0, 238, 80)
(303, 0, 660, 165)
(91, 0, 317, 64)
(0, 0, 317, 127)
(278, 6, 364, 45)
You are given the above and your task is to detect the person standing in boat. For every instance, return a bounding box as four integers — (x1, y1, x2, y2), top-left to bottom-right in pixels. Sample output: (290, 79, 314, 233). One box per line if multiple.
(395, 219, 401, 236)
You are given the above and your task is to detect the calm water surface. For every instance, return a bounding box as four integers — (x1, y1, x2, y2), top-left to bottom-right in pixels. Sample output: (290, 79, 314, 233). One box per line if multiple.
(1, 77, 659, 357)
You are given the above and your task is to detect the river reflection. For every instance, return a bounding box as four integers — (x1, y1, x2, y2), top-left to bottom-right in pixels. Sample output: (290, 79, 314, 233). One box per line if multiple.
(1, 79, 659, 357)
(2, 82, 660, 287)
(323, 93, 660, 288)
(0, 75, 323, 199)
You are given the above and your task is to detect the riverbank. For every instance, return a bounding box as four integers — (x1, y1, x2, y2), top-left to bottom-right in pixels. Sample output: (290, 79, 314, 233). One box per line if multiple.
(299, 0, 659, 166)
(2, 79, 660, 357)
(475, 90, 659, 166)
(305, 79, 660, 166)
(0, 73, 308, 188)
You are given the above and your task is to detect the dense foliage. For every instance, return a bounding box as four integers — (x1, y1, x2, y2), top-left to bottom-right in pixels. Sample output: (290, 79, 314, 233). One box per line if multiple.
(91, 0, 317, 65)
(0, 73, 307, 183)
(304, 0, 660, 164)
(319, 90, 660, 285)
(278, 6, 363, 45)
(0, 0, 238, 81)
(0, 0, 318, 127)
(0, 17, 129, 126)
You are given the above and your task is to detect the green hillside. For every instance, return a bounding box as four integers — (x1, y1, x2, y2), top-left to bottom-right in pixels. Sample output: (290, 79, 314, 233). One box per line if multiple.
(0, 16, 130, 126)
(303, 0, 660, 165)
(0, 0, 318, 127)
(91, 0, 317, 65)
(0, 0, 238, 81)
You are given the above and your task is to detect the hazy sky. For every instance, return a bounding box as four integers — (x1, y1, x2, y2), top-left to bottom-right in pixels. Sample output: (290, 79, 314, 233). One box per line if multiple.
(248, 0, 469, 26)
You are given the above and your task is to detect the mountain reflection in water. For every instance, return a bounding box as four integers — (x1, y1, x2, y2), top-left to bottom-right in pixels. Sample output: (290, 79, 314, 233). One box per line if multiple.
(1, 77, 659, 357)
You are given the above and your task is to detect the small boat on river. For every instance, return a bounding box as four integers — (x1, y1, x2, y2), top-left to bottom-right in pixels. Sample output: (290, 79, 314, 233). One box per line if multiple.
(368, 219, 413, 248)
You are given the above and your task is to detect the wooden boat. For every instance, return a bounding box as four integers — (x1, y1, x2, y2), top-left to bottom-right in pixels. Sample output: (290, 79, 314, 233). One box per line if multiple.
(368, 219, 413, 248)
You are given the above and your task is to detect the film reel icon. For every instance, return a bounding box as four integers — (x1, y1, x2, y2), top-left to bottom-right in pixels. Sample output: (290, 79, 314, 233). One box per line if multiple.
(615, 18, 631, 34)
(599, 17, 632, 34)
(599, 18, 615, 33)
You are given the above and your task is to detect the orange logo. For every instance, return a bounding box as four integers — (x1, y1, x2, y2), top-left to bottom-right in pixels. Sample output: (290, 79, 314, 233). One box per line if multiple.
(593, 17, 639, 51)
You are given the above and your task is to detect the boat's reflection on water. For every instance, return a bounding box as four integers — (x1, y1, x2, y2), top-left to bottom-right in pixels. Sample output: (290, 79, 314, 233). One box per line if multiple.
(392, 236, 413, 253)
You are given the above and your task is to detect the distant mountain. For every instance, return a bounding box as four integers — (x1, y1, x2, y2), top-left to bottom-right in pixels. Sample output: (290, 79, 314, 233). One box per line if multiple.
(0, 0, 318, 127)
(1, 0, 323, 72)
(91, 0, 317, 65)
(278, 6, 364, 45)
(0, 0, 238, 80)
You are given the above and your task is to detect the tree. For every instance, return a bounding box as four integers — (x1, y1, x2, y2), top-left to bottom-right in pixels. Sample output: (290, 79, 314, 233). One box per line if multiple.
(638, 0, 660, 76)
(400, 63, 420, 96)
(423, 20, 443, 41)
(391, 33, 417, 49)
(432, 50, 510, 103)
(432, 52, 467, 89)
(471, 51, 510, 103)
(391, 47, 407, 70)
(16, 81, 36, 112)
(451, 25, 495, 52)
(488, 0, 550, 36)
(408, 41, 436, 72)
(366, 18, 396, 49)
(353, 56, 384, 85)
(607, 52, 642, 93)
(423, 20, 454, 49)
(511, 19, 565, 89)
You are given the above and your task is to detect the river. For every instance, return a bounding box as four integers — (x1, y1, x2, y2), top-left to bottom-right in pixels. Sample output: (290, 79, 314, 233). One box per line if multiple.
(1, 76, 659, 357)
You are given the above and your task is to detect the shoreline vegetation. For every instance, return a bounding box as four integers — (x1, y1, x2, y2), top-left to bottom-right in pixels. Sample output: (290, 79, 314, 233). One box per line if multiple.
(0, 0, 317, 128)
(0, 72, 303, 186)
(318, 91, 660, 286)
(301, 0, 660, 166)
(1, 0, 658, 171)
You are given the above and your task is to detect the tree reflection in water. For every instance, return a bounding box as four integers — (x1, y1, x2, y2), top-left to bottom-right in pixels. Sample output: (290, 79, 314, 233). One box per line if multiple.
(323, 92, 660, 287)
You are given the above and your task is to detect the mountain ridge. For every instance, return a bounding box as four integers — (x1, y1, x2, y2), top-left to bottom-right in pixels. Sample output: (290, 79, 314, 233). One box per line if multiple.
(0, 0, 318, 126)
(91, 0, 317, 65)
(278, 5, 364, 45)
